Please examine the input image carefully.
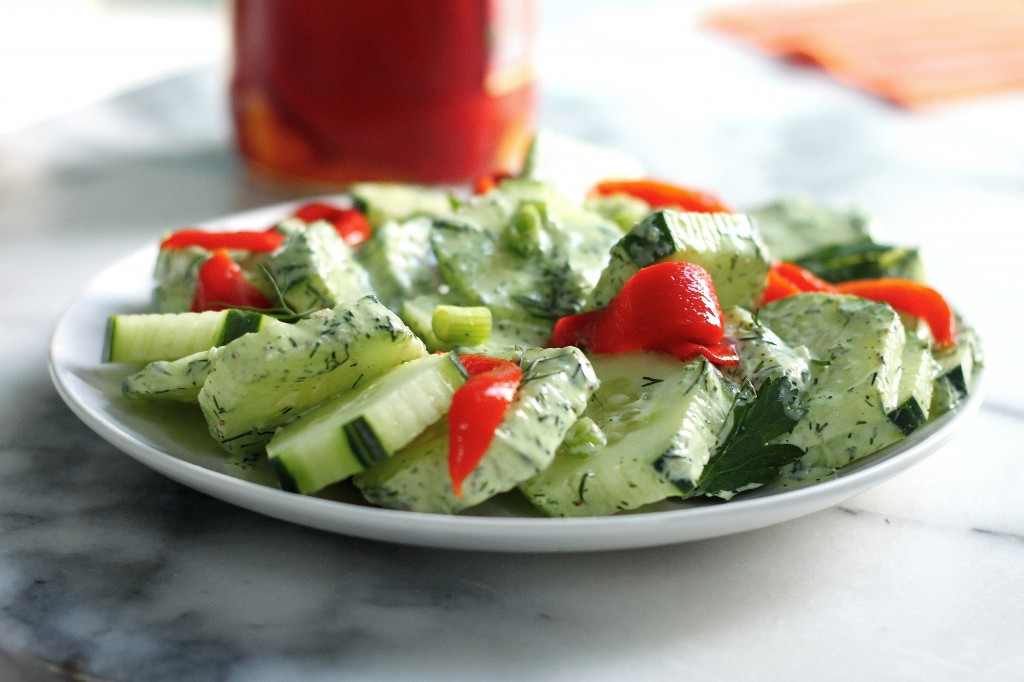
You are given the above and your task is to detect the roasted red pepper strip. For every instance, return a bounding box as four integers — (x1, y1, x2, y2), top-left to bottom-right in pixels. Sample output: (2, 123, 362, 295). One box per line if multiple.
(591, 179, 732, 213)
(190, 249, 273, 312)
(549, 261, 737, 366)
(834, 278, 958, 347)
(761, 268, 804, 305)
(666, 338, 741, 365)
(472, 171, 512, 195)
(772, 261, 835, 293)
(292, 202, 372, 246)
(161, 229, 285, 252)
(448, 355, 523, 497)
(761, 262, 957, 347)
(761, 262, 834, 304)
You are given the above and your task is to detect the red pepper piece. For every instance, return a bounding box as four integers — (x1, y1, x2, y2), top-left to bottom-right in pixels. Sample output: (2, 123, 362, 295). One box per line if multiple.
(591, 179, 732, 213)
(292, 202, 372, 246)
(447, 355, 523, 497)
(666, 338, 740, 366)
(834, 278, 958, 347)
(761, 263, 957, 347)
(161, 229, 285, 252)
(549, 261, 735, 365)
(190, 249, 273, 312)
(771, 262, 835, 293)
(761, 268, 804, 305)
(472, 171, 512, 195)
(761, 261, 835, 304)
(549, 308, 604, 350)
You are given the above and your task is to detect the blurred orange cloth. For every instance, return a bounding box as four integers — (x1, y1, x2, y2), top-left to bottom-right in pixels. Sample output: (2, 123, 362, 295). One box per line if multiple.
(704, 0, 1024, 106)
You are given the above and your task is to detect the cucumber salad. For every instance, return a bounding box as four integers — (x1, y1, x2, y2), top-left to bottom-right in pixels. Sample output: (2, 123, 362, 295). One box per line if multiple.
(104, 132, 982, 517)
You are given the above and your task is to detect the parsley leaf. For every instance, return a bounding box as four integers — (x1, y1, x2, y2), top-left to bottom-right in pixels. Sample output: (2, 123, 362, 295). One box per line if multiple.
(694, 375, 807, 497)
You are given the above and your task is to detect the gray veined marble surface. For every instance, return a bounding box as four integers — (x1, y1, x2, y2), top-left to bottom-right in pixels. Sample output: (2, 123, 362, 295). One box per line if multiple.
(3, 2, 1024, 679)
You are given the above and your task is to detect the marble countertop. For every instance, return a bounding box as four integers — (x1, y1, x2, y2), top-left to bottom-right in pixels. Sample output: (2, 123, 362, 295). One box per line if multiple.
(2, 2, 1022, 680)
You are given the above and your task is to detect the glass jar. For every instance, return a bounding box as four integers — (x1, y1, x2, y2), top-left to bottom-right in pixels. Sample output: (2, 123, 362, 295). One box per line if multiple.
(230, 0, 537, 188)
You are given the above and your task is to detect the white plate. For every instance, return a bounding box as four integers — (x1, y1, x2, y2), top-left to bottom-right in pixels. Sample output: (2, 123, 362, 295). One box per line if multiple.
(49, 199, 985, 553)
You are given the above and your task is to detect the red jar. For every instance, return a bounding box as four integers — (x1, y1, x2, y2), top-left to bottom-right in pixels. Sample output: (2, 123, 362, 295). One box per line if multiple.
(230, 0, 537, 188)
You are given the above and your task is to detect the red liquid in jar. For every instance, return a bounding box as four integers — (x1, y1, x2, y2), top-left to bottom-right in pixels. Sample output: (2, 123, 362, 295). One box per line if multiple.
(230, 0, 537, 187)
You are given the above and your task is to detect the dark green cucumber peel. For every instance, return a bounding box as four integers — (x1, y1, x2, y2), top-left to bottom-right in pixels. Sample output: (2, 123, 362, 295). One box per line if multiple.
(941, 366, 969, 399)
(102, 317, 118, 362)
(620, 211, 679, 266)
(217, 309, 268, 346)
(272, 458, 300, 493)
(888, 399, 928, 436)
(794, 239, 925, 283)
(343, 417, 391, 469)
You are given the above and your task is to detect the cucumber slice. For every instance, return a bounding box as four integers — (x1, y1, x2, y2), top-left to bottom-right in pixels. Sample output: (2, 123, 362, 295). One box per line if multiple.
(399, 293, 448, 350)
(586, 209, 770, 311)
(268, 221, 374, 313)
(355, 347, 599, 514)
(198, 297, 427, 456)
(153, 246, 207, 313)
(122, 348, 218, 402)
(521, 352, 736, 517)
(930, 322, 982, 416)
(746, 197, 873, 262)
(759, 293, 906, 470)
(104, 309, 280, 364)
(355, 216, 439, 309)
(349, 183, 453, 228)
(585, 193, 651, 231)
(722, 306, 811, 392)
(887, 331, 938, 435)
(520, 129, 645, 204)
(267, 353, 468, 495)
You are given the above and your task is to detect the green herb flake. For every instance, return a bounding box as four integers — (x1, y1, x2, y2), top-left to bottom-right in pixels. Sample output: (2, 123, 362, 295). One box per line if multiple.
(693, 375, 807, 497)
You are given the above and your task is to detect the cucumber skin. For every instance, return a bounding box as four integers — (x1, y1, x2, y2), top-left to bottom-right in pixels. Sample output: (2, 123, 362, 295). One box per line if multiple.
(218, 309, 269, 346)
(795, 240, 926, 284)
(344, 417, 392, 469)
(888, 400, 927, 436)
